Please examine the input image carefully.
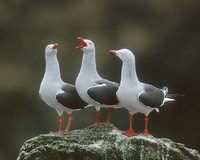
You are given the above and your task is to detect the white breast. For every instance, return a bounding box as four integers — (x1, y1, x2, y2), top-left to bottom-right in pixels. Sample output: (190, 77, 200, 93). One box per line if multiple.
(76, 76, 99, 105)
(117, 85, 138, 112)
(39, 79, 62, 108)
(117, 84, 153, 115)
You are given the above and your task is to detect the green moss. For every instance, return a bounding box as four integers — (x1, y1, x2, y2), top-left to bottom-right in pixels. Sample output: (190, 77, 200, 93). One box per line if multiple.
(17, 124, 200, 160)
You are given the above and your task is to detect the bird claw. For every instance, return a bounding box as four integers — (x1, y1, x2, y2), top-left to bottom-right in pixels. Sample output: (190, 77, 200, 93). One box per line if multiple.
(105, 119, 111, 125)
(95, 122, 102, 126)
(64, 130, 70, 134)
(58, 130, 65, 134)
(122, 129, 137, 137)
(143, 130, 151, 136)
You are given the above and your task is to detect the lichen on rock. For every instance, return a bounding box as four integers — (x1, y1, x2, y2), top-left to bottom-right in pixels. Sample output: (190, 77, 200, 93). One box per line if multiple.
(17, 124, 200, 160)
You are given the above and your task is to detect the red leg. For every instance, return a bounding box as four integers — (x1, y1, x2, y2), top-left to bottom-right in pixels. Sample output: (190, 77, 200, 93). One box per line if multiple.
(65, 114, 73, 132)
(122, 114, 137, 137)
(96, 110, 101, 125)
(106, 108, 112, 124)
(59, 115, 64, 132)
(143, 115, 151, 136)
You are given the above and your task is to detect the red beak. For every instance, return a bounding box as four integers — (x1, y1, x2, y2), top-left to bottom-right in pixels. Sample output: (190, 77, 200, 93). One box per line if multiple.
(76, 37, 87, 49)
(52, 43, 59, 49)
(107, 50, 117, 56)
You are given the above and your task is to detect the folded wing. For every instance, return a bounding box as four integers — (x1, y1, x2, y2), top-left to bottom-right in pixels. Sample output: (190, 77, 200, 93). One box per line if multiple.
(87, 80, 119, 105)
(56, 84, 87, 109)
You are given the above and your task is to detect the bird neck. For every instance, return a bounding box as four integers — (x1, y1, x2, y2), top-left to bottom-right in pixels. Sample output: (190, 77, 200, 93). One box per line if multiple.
(120, 60, 140, 86)
(79, 50, 99, 77)
(44, 53, 62, 82)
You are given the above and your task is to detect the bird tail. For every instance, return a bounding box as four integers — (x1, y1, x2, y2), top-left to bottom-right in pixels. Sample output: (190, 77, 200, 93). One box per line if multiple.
(162, 94, 184, 106)
(161, 86, 185, 100)
(163, 97, 175, 103)
(160, 97, 175, 107)
(161, 87, 168, 96)
(161, 87, 185, 98)
(166, 93, 185, 98)
(156, 90, 175, 112)
(160, 87, 176, 107)
(159, 87, 184, 110)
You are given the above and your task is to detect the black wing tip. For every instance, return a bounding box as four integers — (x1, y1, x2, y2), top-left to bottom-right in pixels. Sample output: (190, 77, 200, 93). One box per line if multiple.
(167, 93, 185, 98)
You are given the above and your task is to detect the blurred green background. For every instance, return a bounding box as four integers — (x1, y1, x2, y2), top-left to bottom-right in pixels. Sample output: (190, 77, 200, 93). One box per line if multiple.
(0, 0, 200, 159)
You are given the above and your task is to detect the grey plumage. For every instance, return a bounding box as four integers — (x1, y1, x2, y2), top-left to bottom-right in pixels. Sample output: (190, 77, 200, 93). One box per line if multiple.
(138, 84, 165, 108)
(56, 84, 88, 110)
(87, 80, 119, 105)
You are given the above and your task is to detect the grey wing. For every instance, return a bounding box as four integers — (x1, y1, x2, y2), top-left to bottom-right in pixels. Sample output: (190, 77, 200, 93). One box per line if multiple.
(87, 84, 119, 105)
(56, 84, 87, 109)
(95, 79, 119, 86)
(138, 84, 165, 107)
(62, 83, 76, 92)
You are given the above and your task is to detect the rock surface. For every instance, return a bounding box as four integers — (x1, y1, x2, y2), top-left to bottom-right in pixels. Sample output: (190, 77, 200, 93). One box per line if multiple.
(17, 124, 200, 160)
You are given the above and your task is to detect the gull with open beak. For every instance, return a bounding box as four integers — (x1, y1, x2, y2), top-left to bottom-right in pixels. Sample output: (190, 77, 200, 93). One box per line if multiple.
(75, 37, 122, 125)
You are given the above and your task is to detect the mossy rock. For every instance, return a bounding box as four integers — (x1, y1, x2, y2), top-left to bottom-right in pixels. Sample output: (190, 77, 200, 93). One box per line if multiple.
(17, 124, 200, 160)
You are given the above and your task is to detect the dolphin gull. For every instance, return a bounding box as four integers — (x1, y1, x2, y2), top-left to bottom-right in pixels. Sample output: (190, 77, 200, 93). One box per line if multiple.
(108, 49, 174, 137)
(39, 43, 87, 132)
(75, 37, 122, 124)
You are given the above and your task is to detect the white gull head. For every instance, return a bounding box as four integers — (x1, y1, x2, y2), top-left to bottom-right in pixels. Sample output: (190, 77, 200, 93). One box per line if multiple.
(75, 37, 101, 106)
(108, 49, 135, 63)
(45, 43, 59, 56)
(76, 37, 95, 53)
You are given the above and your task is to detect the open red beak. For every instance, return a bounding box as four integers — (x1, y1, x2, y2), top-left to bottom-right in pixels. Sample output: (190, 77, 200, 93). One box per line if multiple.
(107, 50, 117, 56)
(76, 37, 87, 49)
(52, 43, 59, 49)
